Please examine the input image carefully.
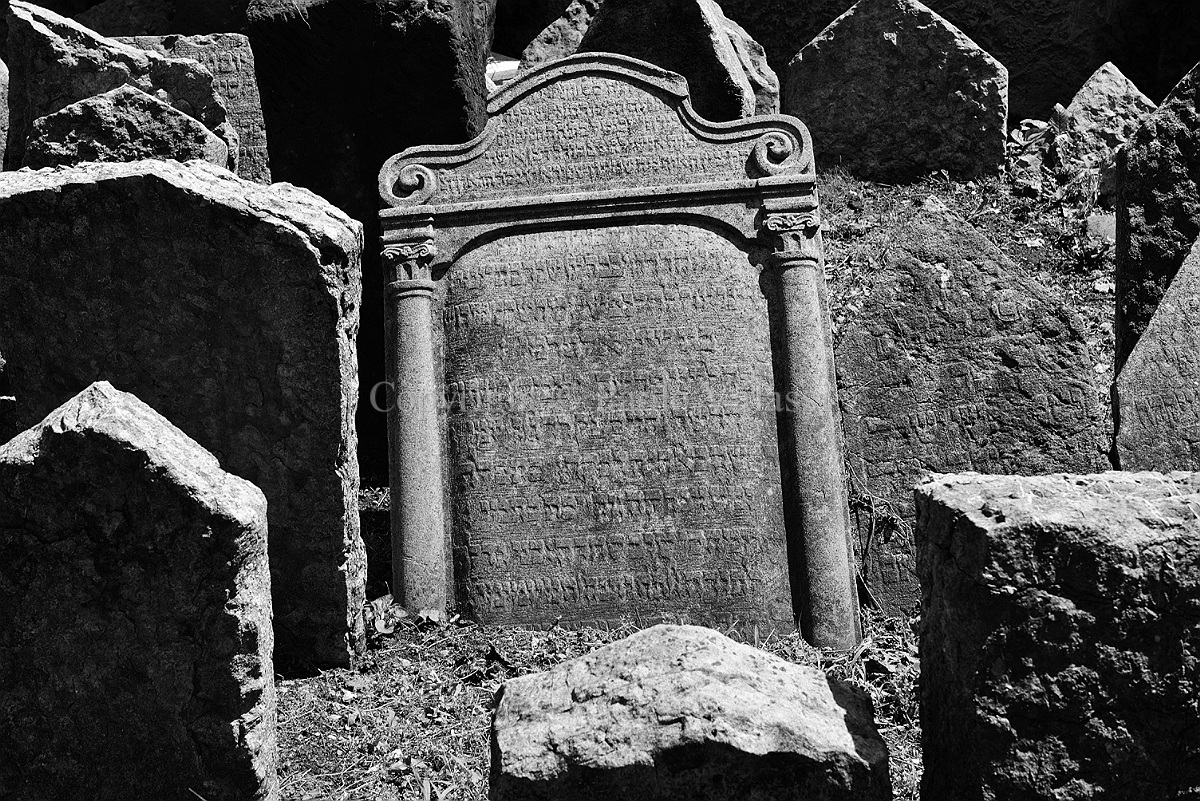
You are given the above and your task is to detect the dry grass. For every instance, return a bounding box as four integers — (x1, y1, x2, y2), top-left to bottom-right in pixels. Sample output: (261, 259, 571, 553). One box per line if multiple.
(277, 605, 921, 801)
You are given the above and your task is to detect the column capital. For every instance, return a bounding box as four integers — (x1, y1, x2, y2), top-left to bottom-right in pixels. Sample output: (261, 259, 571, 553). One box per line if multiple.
(383, 239, 438, 298)
(761, 208, 822, 267)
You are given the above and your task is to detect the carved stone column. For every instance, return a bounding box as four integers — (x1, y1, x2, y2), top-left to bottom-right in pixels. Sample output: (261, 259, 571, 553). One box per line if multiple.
(764, 202, 861, 649)
(383, 233, 446, 615)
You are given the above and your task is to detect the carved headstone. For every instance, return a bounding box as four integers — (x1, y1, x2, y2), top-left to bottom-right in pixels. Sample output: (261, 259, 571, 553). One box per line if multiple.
(1115, 61, 1200, 369)
(784, 0, 1008, 181)
(0, 159, 364, 669)
(1116, 237, 1200, 469)
(835, 201, 1109, 611)
(2, 0, 236, 171)
(119, 34, 271, 183)
(0, 382, 277, 801)
(379, 54, 858, 646)
(22, 84, 229, 169)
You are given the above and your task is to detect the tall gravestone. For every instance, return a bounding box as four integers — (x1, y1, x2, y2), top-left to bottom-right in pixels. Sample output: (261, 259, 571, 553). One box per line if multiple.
(378, 54, 858, 647)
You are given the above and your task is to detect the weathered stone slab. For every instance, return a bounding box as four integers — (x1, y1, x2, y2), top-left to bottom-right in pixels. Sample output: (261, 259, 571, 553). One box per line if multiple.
(835, 201, 1109, 611)
(918, 471, 1200, 801)
(577, 0, 778, 119)
(784, 0, 1007, 181)
(380, 54, 859, 645)
(0, 159, 364, 668)
(0, 57, 8, 167)
(1115, 62, 1200, 369)
(22, 83, 228, 168)
(1116, 237, 1200, 470)
(492, 624, 891, 800)
(118, 34, 271, 183)
(2, 0, 236, 171)
(0, 382, 277, 801)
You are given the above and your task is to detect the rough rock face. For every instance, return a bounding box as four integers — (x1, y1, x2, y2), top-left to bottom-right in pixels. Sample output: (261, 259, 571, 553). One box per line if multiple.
(119, 34, 271, 182)
(835, 201, 1109, 611)
(2, 0, 236, 171)
(1056, 62, 1156, 161)
(0, 57, 8, 167)
(578, 0, 778, 120)
(0, 160, 364, 669)
(1115, 62, 1200, 370)
(520, 0, 598, 69)
(1116, 238, 1200, 470)
(785, 0, 1007, 181)
(714, 0, 1199, 124)
(491, 624, 891, 800)
(917, 472, 1200, 801)
(22, 83, 229, 168)
(0, 382, 277, 801)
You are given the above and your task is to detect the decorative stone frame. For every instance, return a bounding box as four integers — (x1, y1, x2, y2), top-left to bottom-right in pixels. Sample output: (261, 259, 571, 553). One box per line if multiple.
(379, 53, 859, 647)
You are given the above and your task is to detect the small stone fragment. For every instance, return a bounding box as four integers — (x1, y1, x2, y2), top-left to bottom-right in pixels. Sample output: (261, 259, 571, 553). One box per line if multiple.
(918, 471, 1200, 800)
(23, 83, 228, 168)
(578, 0, 777, 120)
(491, 624, 891, 800)
(1115, 61, 1200, 369)
(2, 0, 236, 170)
(784, 0, 1008, 181)
(0, 159, 364, 668)
(1116, 237, 1200, 470)
(0, 381, 277, 801)
(119, 33, 271, 182)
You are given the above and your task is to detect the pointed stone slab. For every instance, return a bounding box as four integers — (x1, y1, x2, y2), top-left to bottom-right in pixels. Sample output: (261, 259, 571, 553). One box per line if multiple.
(784, 0, 1008, 181)
(0, 159, 364, 668)
(0, 382, 277, 801)
(119, 34, 271, 183)
(2, 0, 236, 170)
(1115, 62, 1200, 369)
(23, 83, 228, 168)
(1116, 237, 1200, 470)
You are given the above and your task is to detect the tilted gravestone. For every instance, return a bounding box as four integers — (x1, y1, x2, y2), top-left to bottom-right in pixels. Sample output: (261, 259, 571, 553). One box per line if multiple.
(378, 54, 858, 647)
(119, 34, 272, 183)
(1116, 237, 1200, 470)
(0, 382, 277, 801)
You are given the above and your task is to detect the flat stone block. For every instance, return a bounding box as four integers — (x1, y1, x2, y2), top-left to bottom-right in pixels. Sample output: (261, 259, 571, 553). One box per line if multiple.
(918, 471, 1200, 800)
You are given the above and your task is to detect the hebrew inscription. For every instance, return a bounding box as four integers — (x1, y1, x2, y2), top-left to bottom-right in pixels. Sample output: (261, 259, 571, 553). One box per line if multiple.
(434, 77, 748, 202)
(444, 224, 792, 628)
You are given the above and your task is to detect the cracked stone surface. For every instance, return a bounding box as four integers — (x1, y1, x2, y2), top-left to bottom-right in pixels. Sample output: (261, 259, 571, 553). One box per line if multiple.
(0, 382, 277, 801)
(491, 624, 891, 800)
(918, 471, 1200, 800)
